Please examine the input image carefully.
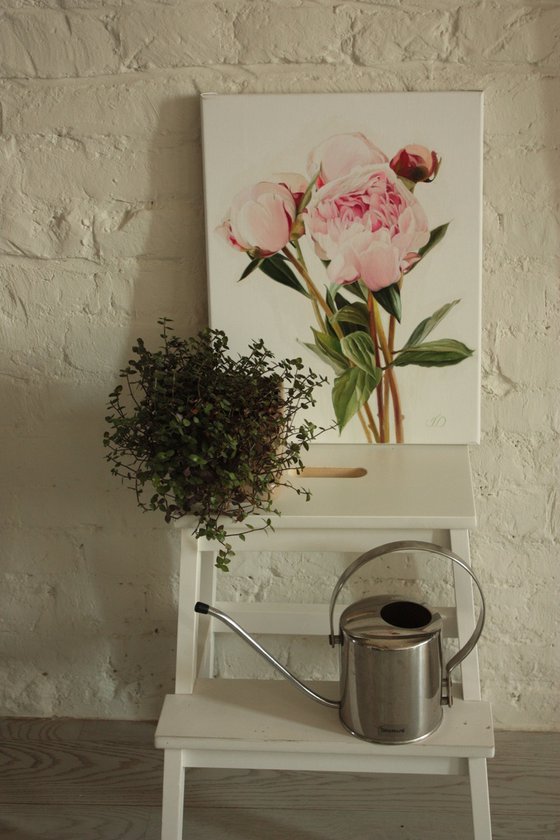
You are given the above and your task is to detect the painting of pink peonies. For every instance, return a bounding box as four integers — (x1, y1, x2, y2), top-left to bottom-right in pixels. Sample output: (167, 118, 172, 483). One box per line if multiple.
(202, 93, 483, 444)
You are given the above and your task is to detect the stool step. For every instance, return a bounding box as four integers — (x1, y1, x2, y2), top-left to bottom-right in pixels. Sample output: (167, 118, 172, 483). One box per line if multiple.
(155, 679, 494, 771)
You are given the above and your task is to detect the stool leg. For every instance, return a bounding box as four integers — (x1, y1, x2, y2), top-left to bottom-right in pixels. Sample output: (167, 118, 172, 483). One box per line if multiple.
(469, 757, 492, 839)
(161, 750, 185, 840)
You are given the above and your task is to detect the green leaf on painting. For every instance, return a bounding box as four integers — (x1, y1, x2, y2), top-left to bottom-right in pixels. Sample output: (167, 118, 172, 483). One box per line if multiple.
(330, 302, 370, 330)
(393, 339, 474, 368)
(259, 254, 310, 297)
(340, 332, 382, 380)
(325, 286, 355, 335)
(343, 281, 367, 302)
(373, 283, 402, 322)
(326, 283, 352, 311)
(332, 367, 379, 431)
(303, 329, 349, 375)
(407, 223, 450, 274)
(324, 315, 338, 339)
(325, 285, 338, 316)
(238, 258, 263, 281)
(303, 344, 346, 374)
(402, 300, 461, 349)
(322, 289, 339, 338)
(334, 290, 351, 310)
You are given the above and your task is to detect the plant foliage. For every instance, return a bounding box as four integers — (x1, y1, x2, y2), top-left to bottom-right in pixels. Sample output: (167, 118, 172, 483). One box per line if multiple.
(103, 320, 327, 570)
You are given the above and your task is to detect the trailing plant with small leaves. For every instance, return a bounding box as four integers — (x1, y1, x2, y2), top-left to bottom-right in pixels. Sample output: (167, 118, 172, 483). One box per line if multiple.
(103, 320, 327, 570)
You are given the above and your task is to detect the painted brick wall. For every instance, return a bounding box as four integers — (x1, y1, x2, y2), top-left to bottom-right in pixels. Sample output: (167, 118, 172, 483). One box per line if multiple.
(0, 0, 558, 730)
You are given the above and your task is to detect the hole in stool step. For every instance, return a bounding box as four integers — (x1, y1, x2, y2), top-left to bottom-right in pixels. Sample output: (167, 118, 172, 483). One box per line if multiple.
(289, 466, 368, 478)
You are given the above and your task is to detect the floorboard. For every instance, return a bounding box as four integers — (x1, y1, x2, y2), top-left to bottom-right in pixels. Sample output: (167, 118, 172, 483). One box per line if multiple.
(0, 719, 557, 839)
(0, 737, 162, 805)
(1, 805, 558, 840)
(0, 806, 156, 840)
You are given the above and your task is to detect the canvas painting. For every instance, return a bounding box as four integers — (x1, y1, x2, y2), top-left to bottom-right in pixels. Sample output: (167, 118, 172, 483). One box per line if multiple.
(202, 92, 483, 444)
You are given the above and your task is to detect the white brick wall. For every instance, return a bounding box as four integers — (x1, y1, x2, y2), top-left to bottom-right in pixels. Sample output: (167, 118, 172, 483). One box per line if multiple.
(0, 0, 558, 729)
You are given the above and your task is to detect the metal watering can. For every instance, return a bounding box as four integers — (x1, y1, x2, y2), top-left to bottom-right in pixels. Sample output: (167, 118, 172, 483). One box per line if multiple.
(194, 540, 485, 744)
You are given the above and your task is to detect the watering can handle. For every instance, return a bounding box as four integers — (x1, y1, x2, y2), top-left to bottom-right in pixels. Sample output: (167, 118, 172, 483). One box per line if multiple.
(328, 540, 486, 700)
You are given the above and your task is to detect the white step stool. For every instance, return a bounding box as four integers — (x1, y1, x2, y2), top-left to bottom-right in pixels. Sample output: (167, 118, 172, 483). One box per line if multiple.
(155, 444, 494, 839)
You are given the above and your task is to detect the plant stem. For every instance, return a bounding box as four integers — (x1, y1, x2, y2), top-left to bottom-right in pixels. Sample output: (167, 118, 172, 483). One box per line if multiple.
(383, 366, 391, 436)
(283, 244, 380, 444)
(283, 246, 332, 324)
(283, 246, 325, 330)
(363, 402, 381, 443)
(387, 369, 404, 444)
(386, 312, 396, 438)
(357, 408, 374, 444)
(372, 297, 404, 444)
(367, 292, 386, 442)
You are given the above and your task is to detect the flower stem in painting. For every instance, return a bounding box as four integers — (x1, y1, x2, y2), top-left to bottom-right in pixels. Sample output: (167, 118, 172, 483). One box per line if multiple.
(367, 292, 386, 441)
(387, 310, 404, 443)
(283, 246, 331, 323)
(371, 296, 404, 443)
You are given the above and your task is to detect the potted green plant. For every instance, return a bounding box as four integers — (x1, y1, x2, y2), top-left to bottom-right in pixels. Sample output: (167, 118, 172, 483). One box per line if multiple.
(103, 319, 327, 570)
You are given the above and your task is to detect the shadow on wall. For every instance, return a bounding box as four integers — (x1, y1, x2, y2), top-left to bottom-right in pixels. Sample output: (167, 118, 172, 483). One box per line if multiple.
(80, 94, 210, 718)
(0, 94, 208, 719)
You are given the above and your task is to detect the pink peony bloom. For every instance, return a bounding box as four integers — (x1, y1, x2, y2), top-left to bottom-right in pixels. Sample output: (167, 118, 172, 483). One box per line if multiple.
(390, 144, 441, 183)
(306, 164, 430, 292)
(219, 179, 301, 257)
(308, 133, 388, 187)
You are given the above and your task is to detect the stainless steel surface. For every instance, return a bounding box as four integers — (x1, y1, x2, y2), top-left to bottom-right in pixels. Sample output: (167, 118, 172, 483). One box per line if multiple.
(338, 595, 445, 743)
(196, 603, 339, 709)
(340, 635, 444, 744)
(328, 540, 486, 703)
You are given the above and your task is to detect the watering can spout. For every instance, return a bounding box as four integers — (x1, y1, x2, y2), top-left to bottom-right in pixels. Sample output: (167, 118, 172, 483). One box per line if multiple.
(194, 602, 340, 709)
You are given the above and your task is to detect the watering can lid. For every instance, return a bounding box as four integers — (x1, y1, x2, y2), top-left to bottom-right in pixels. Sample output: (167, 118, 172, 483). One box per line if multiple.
(340, 595, 443, 641)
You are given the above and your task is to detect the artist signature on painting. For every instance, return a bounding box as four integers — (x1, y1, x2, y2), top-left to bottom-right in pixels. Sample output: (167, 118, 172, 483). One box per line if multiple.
(426, 414, 447, 428)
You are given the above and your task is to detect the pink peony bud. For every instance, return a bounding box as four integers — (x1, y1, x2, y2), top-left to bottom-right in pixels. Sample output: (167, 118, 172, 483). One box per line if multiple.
(218, 180, 301, 257)
(390, 145, 441, 183)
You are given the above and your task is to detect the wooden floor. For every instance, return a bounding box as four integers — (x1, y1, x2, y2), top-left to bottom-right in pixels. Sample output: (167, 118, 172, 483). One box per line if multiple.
(0, 718, 558, 840)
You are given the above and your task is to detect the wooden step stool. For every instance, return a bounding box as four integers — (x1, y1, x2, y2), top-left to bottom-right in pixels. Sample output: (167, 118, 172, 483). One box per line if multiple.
(155, 444, 494, 839)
